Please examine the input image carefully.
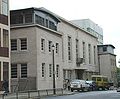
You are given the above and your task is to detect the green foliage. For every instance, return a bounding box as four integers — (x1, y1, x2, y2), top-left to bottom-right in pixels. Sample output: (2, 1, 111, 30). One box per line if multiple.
(117, 68, 120, 82)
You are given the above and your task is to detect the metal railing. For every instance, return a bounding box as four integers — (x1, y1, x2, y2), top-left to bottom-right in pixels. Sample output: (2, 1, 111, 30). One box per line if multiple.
(0, 88, 64, 99)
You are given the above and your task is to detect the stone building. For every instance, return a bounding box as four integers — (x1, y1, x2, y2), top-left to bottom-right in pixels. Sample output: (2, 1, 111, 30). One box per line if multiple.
(10, 7, 99, 91)
(98, 44, 117, 85)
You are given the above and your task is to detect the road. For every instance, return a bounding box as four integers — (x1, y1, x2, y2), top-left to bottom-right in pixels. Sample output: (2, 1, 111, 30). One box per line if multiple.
(43, 90, 120, 99)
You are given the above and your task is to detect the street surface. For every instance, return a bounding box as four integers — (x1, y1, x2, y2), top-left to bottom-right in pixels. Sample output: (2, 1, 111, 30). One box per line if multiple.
(43, 90, 120, 99)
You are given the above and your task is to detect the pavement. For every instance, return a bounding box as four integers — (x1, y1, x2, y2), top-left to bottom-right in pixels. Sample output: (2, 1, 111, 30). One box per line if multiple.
(0, 89, 76, 99)
(63, 89, 77, 95)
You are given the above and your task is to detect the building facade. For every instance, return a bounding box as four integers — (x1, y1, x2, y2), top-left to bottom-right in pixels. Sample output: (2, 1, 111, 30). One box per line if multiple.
(57, 18, 99, 81)
(10, 8, 63, 91)
(0, 0, 10, 92)
(71, 19, 103, 45)
(98, 44, 117, 85)
(10, 7, 99, 91)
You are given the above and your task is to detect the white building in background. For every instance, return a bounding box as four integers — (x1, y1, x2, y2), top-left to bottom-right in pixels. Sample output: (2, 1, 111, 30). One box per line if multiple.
(0, 0, 10, 92)
(71, 19, 103, 44)
(10, 7, 99, 91)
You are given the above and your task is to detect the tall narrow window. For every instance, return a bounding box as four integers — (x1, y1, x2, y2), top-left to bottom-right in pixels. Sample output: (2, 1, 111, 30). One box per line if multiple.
(42, 63, 45, 77)
(68, 36, 72, 61)
(76, 39, 79, 59)
(68, 70, 72, 79)
(48, 41, 52, 52)
(88, 44, 91, 64)
(11, 39, 17, 51)
(11, 64, 17, 78)
(25, 14, 32, 23)
(56, 65, 59, 77)
(63, 70, 66, 80)
(103, 46, 107, 52)
(0, 28, 1, 47)
(2, 0, 8, 16)
(94, 46, 96, 65)
(46, 19, 48, 28)
(3, 62, 9, 80)
(35, 15, 44, 26)
(20, 38, 27, 50)
(82, 42, 86, 63)
(56, 43, 59, 54)
(21, 63, 27, 78)
(49, 64, 52, 77)
(0, 62, 1, 81)
(49, 21, 56, 31)
(3, 29, 9, 47)
(41, 38, 45, 51)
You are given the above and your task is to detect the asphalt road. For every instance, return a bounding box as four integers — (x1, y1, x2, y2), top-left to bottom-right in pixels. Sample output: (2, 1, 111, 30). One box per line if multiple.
(43, 90, 120, 99)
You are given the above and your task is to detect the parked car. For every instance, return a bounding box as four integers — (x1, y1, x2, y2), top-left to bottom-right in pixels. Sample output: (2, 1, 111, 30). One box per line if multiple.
(86, 80, 97, 91)
(70, 79, 89, 92)
(117, 81, 120, 92)
(117, 87, 120, 92)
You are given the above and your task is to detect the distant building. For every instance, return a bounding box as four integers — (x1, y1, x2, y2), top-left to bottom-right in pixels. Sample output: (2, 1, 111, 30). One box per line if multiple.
(71, 19, 103, 44)
(97, 44, 117, 85)
(10, 7, 99, 91)
(0, 0, 10, 92)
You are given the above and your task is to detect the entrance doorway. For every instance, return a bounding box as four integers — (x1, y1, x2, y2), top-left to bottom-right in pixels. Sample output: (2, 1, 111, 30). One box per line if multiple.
(75, 69, 84, 79)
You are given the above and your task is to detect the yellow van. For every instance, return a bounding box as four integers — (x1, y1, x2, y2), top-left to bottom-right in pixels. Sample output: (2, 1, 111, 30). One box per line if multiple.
(91, 75, 109, 90)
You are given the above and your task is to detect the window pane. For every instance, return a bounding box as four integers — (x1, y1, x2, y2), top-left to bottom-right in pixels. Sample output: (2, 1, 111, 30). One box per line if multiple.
(0, 62, 1, 81)
(3, 29, 9, 47)
(25, 14, 32, 23)
(48, 41, 52, 52)
(68, 36, 71, 60)
(20, 38, 27, 50)
(42, 63, 45, 77)
(97, 77, 101, 81)
(49, 64, 52, 77)
(35, 15, 44, 26)
(56, 65, 59, 77)
(3, 62, 9, 80)
(11, 39, 17, 51)
(11, 64, 17, 78)
(0, 28, 1, 47)
(21, 63, 27, 78)
(49, 21, 57, 31)
(56, 43, 59, 54)
(41, 38, 45, 51)
(2, 0, 8, 16)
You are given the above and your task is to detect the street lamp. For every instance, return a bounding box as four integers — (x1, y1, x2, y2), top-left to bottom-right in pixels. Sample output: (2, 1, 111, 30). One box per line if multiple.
(52, 44, 56, 94)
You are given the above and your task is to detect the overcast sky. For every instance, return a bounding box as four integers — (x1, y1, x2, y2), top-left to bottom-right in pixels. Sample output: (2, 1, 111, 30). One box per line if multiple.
(10, 0, 120, 66)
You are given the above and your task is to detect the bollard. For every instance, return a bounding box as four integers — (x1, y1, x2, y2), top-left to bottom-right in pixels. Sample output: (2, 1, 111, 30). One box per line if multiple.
(61, 88, 63, 95)
(2, 94, 4, 99)
(28, 91, 30, 98)
(16, 92, 18, 99)
(38, 90, 40, 99)
(46, 90, 48, 96)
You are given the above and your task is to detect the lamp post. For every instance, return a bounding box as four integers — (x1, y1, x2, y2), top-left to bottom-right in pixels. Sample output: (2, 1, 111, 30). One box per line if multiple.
(52, 44, 56, 94)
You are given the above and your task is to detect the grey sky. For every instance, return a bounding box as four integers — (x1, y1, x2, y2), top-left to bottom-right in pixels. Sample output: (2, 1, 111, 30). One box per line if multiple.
(10, 0, 120, 66)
